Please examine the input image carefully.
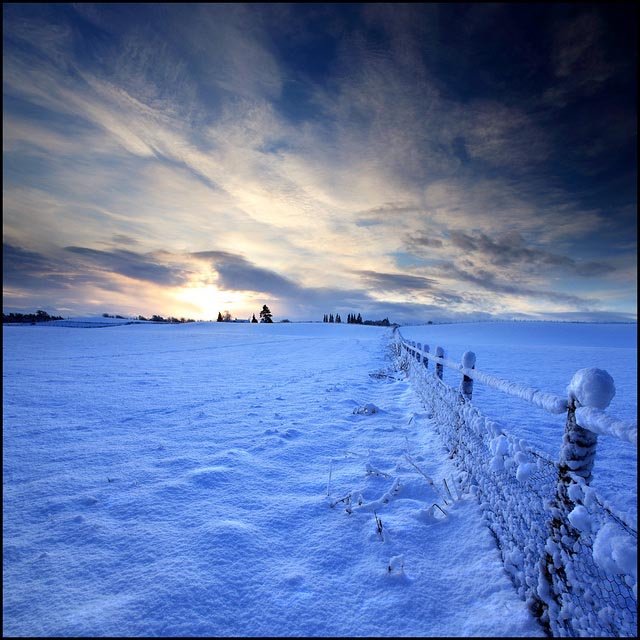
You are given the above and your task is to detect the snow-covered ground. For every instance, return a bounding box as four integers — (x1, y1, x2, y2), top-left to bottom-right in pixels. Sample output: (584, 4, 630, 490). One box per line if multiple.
(4, 320, 636, 636)
(4, 321, 543, 636)
(400, 322, 637, 523)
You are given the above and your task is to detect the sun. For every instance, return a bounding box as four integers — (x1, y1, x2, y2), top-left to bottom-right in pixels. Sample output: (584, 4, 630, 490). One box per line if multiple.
(174, 285, 250, 320)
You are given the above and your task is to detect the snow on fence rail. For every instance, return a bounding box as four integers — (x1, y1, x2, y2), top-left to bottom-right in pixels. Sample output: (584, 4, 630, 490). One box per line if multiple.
(394, 329, 637, 638)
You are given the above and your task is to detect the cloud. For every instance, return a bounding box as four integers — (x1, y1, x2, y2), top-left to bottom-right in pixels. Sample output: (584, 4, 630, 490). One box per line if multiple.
(545, 11, 613, 107)
(65, 247, 190, 286)
(109, 235, 140, 246)
(435, 261, 593, 307)
(3, 242, 123, 293)
(192, 251, 301, 296)
(357, 270, 438, 292)
(405, 232, 444, 250)
(447, 230, 615, 276)
(459, 100, 552, 169)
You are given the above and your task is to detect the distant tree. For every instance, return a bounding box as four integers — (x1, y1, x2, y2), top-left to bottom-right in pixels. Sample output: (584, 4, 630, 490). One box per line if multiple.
(217, 312, 223, 322)
(323, 314, 328, 323)
(362, 317, 391, 327)
(259, 305, 273, 323)
(251, 314, 258, 323)
(356, 313, 362, 324)
(329, 313, 334, 323)
(3, 310, 63, 324)
(336, 313, 341, 323)
(138, 315, 148, 321)
(222, 310, 233, 322)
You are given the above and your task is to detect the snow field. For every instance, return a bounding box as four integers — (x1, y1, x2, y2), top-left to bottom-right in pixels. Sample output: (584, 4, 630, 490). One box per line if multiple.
(3, 322, 541, 636)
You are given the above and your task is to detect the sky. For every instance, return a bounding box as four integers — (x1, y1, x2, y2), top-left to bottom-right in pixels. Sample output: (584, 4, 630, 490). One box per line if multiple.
(3, 3, 637, 323)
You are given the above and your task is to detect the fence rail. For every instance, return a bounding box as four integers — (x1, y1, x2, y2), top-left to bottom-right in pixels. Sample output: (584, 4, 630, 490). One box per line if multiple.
(394, 329, 637, 638)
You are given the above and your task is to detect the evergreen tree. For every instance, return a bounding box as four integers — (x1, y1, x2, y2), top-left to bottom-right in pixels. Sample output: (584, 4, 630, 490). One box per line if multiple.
(329, 313, 334, 323)
(356, 313, 362, 324)
(259, 305, 273, 323)
(336, 313, 341, 323)
(251, 314, 258, 323)
(217, 312, 223, 322)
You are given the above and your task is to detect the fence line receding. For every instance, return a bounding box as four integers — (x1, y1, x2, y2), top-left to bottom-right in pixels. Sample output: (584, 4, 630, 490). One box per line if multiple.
(394, 328, 637, 638)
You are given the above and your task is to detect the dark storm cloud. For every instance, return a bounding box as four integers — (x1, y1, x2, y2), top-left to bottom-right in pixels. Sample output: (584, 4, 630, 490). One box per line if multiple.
(405, 232, 444, 250)
(357, 270, 439, 292)
(192, 251, 301, 296)
(65, 247, 190, 285)
(357, 270, 467, 306)
(3, 243, 124, 292)
(110, 234, 140, 246)
(447, 231, 615, 277)
(438, 261, 592, 307)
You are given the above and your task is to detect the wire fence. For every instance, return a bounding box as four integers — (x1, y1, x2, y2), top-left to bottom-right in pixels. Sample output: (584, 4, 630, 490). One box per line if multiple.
(394, 332, 637, 637)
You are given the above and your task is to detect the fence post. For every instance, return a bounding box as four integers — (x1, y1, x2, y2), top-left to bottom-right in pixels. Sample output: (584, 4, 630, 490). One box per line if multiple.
(460, 351, 476, 400)
(423, 344, 430, 369)
(561, 368, 615, 483)
(435, 346, 444, 380)
(537, 368, 615, 635)
(416, 343, 422, 362)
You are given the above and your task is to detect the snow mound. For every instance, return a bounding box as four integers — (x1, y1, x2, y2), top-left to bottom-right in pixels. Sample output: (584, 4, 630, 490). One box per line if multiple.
(593, 523, 637, 588)
(353, 403, 379, 415)
(567, 368, 615, 409)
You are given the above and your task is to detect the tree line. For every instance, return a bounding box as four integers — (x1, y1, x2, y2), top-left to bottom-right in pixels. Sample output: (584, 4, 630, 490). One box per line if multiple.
(3, 310, 63, 324)
(136, 314, 196, 323)
(322, 312, 392, 326)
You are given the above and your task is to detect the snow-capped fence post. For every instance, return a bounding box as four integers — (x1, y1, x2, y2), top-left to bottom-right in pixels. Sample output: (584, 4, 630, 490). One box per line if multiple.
(435, 346, 444, 380)
(422, 344, 430, 370)
(561, 368, 615, 485)
(460, 351, 475, 400)
(537, 368, 616, 635)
